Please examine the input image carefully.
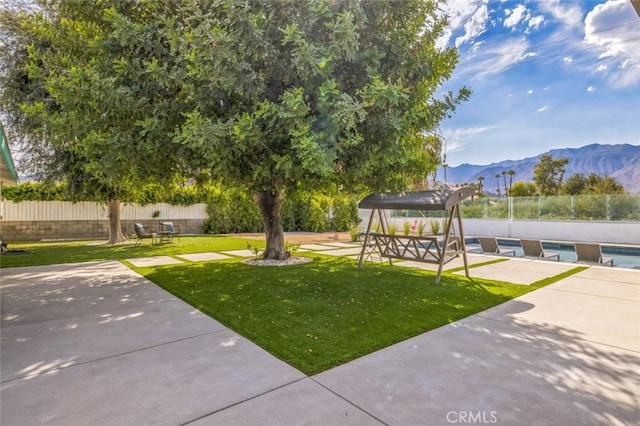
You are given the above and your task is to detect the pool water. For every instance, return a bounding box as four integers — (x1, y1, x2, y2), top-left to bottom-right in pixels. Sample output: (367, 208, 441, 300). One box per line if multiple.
(470, 239, 640, 269)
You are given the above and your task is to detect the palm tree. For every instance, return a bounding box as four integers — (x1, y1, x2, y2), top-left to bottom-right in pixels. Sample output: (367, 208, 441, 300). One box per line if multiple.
(495, 173, 501, 197)
(477, 176, 484, 195)
(501, 171, 508, 197)
(507, 170, 515, 196)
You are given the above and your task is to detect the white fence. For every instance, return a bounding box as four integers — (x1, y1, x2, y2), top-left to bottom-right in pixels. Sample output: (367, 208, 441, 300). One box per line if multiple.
(1, 201, 208, 221)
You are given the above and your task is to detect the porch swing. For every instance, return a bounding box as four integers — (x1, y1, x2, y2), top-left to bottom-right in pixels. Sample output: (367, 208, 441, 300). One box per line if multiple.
(356, 187, 475, 284)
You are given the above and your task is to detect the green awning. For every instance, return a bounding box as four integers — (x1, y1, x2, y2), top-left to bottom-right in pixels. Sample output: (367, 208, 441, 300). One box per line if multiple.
(0, 122, 19, 187)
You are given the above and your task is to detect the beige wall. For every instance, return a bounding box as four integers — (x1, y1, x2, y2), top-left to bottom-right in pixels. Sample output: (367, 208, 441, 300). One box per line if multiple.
(0, 219, 206, 241)
(0, 201, 208, 241)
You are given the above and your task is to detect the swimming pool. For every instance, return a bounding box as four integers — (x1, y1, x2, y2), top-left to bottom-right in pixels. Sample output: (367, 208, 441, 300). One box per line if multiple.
(469, 238, 640, 269)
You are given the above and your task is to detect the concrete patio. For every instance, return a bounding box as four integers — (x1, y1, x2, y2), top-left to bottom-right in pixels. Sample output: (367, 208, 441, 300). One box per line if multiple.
(1, 255, 638, 425)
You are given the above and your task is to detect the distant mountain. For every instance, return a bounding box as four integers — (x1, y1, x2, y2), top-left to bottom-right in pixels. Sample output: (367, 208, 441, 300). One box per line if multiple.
(443, 144, 640, 194)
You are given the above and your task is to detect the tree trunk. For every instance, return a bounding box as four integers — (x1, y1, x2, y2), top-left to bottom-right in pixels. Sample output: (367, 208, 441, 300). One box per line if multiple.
(253, 189, 287, 260)
(107, 197, 128, 244)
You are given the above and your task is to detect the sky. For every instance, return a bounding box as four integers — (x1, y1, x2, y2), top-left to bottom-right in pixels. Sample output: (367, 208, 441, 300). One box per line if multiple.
(2, 0, 638, 172)
(436, 0, 640, 166)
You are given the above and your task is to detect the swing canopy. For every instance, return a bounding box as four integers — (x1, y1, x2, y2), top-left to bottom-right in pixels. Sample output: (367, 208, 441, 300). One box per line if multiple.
(358, 187, 475, 211)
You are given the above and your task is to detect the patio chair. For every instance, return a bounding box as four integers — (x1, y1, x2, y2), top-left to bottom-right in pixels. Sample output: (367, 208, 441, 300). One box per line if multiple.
(173, 224, 182, 242)
(574, 243, 613, 266)
(520, 239, 560, 261)
(134, 223, 157, 246)
(159, 221, 177, 243)
(477, 237, 515, 257)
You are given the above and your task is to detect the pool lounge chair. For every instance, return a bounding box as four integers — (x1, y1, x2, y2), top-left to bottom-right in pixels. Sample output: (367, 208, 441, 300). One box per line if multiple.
(575, 243, 613, 266)
(477, 237, 516, 257)
(520, 239, 560, 261)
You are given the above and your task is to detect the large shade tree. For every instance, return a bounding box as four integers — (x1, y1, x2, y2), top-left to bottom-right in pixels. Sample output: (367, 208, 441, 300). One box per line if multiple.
(2, 0, 470, 255)
(0, 0, 189, 243)
(167, 0, 470, 259)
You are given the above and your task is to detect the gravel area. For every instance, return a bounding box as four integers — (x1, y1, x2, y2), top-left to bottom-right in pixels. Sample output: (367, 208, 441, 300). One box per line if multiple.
(242, 256, 313, 267)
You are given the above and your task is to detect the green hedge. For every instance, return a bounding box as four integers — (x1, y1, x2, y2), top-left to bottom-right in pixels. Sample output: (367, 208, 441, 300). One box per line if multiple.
(1, 182, 66, 201)
(4, 181, 362, 233)
(203, 189, 361, 234)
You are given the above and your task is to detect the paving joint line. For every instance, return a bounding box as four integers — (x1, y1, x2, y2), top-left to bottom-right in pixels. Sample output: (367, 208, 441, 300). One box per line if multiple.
(0, 296, 180, 329)
(543, 286, 639, 302)
(474, 313, 640, 354)
(178, 376, 309, 425)
(310, 377, 391, 426)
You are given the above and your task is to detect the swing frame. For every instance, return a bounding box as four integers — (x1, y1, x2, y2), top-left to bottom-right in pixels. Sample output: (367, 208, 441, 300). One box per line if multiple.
(356, 188, 475, 285)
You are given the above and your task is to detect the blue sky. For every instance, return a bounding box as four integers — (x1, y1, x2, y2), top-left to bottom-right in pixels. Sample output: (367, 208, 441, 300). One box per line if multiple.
(436, 0, 640, 166)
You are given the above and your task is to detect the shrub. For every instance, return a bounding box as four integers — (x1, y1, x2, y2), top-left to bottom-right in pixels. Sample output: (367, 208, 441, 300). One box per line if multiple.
(203, 186, 361, 234)
(402, 220, 411, 236)
(1, 182, 66, 201)
(348, 223, 362, 241)
(203, 188, 262, 234)
(429, 219, 440, 235)
(388, 222, 398, 235)
(417, 220, 426, 236)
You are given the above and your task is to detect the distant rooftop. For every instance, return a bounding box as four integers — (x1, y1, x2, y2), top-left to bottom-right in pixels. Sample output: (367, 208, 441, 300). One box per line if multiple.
(1, 122, 19, 187)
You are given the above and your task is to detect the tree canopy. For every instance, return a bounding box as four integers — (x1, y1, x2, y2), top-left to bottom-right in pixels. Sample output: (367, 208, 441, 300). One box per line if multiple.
(510, 181, 537, 197)
(562, 172, 626, 195)
(1, 0, 470, 255)
(1, 0, 193, 242)
(167, 0, 470, 258)
(533, 154, 569, 196)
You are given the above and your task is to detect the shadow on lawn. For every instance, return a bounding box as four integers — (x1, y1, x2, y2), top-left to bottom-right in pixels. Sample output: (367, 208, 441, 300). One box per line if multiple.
(140, 256, 525, 374)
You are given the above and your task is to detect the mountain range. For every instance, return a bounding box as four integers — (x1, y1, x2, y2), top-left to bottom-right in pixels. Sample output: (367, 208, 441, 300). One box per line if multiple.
(443, 144, 640, 194)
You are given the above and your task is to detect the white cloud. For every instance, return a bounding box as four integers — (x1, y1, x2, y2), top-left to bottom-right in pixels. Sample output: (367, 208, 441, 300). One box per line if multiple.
(528, 15, 545, 30)
(518, 52, 537, 61)
(584, 0, 640, 88)
(441, 126, 497, 152)
(436, 0, 490, 49)
(537, 106, 549, 113)
(587, 86, 596, 93)
(563, 56, 573, 64)
(527, 89, 534, 95)
(472, 40, 486, 52)
(539, 0, 584, 29)
(504, 4, 529, 28)
(453, 37, 531, 79)
(455, 3, 490, 47)
(596, 64, 608, 72)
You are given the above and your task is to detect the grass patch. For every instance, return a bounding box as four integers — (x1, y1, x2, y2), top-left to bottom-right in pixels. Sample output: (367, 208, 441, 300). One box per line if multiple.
(0, 236, 261, 268)
(529, 266, 588, 289)
(2, 236, 586, 375)
(137, 255, 578, 375)
(447, 257, 510, 273)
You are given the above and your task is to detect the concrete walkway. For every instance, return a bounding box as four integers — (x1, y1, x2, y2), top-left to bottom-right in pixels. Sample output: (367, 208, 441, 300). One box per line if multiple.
(1, 258, 638, 425)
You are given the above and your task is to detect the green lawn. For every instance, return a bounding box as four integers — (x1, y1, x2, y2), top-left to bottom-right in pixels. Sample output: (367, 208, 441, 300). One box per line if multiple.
(1, 236, 584, 375)
(0, 235, 260, 268)
(136, 254, 584, 375)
